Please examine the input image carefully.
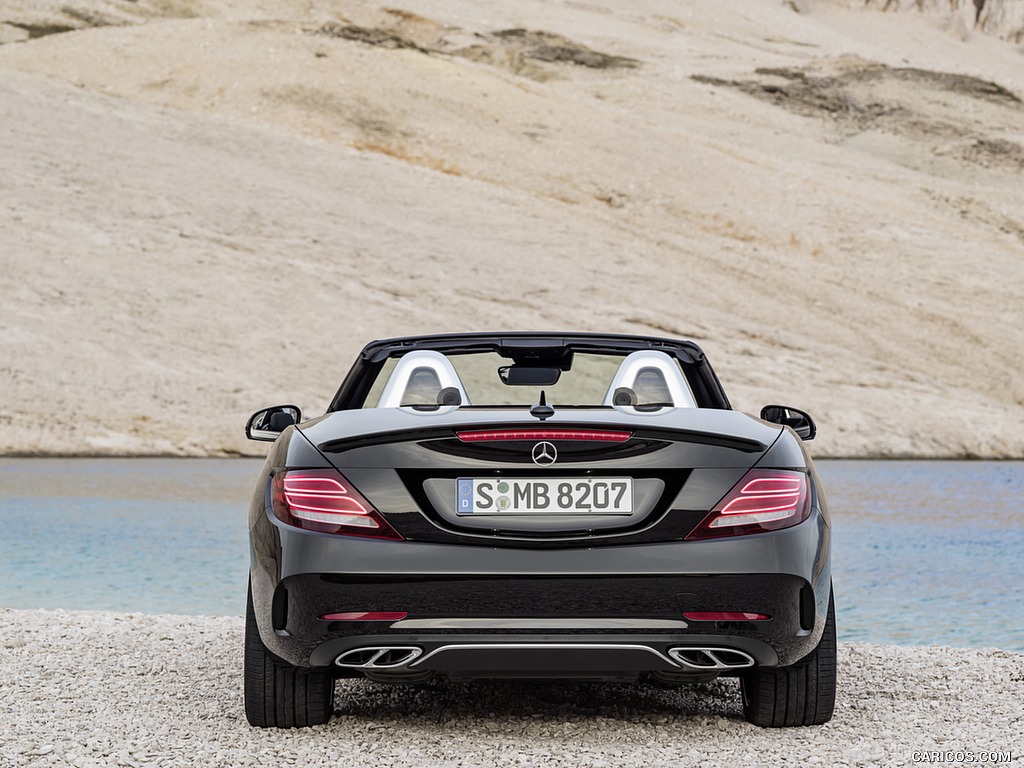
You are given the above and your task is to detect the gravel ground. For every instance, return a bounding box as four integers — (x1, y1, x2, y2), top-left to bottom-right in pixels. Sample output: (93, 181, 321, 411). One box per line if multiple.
(1, 609, 1021, 768)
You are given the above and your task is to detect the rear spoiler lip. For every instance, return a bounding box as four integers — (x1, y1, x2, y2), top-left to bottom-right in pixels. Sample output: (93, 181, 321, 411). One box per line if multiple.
(315, 424, 769, 455)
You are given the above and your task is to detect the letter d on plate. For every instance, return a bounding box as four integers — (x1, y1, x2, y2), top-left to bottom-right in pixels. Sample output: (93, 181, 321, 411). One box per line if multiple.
(457, 478, 474, 514)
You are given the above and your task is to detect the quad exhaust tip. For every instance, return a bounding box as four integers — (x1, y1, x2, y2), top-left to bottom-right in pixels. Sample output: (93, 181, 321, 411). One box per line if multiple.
(668, 647, 755, 670)
(335, 646, 423, 669)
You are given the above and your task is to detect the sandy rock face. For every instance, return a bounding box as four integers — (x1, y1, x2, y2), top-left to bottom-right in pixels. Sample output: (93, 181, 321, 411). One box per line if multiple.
(0, 0, 1022, 458)
(978, 0, 1024, 41)
(860, 0, 1024, 41)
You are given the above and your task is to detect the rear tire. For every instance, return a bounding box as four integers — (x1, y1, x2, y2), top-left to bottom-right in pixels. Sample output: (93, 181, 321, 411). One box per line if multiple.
(244, 583, 335, 728)
(740, 587, 837, 727)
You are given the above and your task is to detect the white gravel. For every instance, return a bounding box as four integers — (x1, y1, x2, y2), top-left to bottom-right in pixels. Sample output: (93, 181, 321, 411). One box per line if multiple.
(1, 609, 1021, 768)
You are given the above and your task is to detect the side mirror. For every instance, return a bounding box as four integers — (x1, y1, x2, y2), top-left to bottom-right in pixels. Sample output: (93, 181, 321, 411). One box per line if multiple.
(760, 404, 816, 441)
(245, 404, 302, 442)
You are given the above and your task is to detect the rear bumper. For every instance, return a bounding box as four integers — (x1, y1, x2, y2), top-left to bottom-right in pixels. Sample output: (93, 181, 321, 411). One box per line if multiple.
(250, 508, 831, 672)
(258, 568, 826, 671)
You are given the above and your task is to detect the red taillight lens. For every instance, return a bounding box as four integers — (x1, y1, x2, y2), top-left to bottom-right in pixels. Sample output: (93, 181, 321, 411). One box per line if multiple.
(685, 468, 809, 540)
(456, 429, 632, 442)
(271, 469, 403, 540)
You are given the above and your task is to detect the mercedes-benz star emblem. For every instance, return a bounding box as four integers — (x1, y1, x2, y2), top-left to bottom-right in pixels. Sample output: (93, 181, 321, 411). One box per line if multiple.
(531, 441, 557, 466)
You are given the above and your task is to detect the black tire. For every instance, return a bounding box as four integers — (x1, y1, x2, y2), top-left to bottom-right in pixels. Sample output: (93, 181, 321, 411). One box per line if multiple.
(741, 587, 837, 727)
(244, 583, 335, 728)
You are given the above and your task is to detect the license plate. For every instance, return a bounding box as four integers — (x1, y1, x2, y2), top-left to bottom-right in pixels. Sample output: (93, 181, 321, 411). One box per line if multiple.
(456, 478, 633, 515)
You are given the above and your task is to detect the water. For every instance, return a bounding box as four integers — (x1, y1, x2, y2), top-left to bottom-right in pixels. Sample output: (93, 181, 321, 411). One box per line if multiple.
(0, 458, 257, 616)
(821, 461, 1024, 651)
(0, 458, 1021, 651)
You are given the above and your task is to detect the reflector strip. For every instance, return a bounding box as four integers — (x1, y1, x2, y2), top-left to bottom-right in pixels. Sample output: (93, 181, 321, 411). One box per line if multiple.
(456, 429, 632, 442)
(683, 611, 771, 621)
(320, 611, 408, 621)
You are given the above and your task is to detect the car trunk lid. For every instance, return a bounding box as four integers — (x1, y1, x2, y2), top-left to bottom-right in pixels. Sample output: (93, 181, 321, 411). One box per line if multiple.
(302, 408, 781, 547)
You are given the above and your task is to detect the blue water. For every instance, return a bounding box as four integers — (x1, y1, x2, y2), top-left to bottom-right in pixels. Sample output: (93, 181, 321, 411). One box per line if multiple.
(0, 459, 255, 616)
(0, 459, 1021, 651)
(821, 461, 1024, 651)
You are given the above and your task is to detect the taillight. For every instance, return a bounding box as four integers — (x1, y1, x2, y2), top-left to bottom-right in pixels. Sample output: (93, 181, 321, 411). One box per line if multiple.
(685, 468, 809, 540)
(271, 469, 403, 541)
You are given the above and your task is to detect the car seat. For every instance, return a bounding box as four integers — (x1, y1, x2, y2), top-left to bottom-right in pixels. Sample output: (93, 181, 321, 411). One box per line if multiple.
(602, 351, 696, 409)
(376, 350, 472, 408)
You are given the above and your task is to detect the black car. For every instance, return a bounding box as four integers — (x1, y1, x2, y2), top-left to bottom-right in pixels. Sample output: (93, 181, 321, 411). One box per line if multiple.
(243, 332, 834, 728)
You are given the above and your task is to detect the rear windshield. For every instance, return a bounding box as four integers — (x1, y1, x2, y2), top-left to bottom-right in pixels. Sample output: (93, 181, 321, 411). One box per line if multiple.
(362, 350, 696, 409)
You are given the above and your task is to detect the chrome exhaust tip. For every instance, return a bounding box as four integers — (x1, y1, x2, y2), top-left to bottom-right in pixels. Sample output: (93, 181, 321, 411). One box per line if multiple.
(334, 646, 423, 669)
(668, 647, 756, 670)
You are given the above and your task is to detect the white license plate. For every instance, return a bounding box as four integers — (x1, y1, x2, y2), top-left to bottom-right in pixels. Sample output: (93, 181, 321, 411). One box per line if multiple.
(456, 478, 633, 515)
